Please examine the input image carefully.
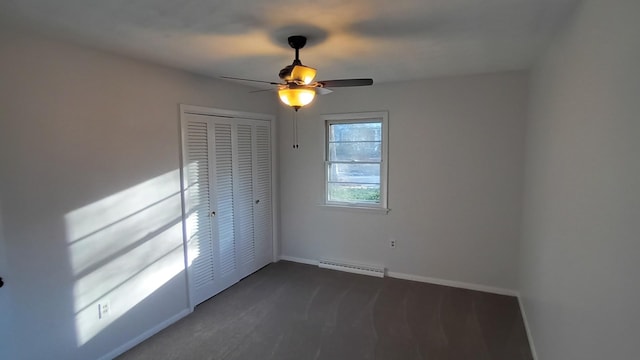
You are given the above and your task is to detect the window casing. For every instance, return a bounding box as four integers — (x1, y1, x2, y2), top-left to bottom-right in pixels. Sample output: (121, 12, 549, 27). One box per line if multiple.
(323, 111, 389, 211)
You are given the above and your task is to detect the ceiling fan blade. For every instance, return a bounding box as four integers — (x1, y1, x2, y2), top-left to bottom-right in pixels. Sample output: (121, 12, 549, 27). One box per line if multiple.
(317, 78, 373, 88)
(249, 88, 275, 93)
(315, 87, 333, 95)
(221, 76, 281, 85)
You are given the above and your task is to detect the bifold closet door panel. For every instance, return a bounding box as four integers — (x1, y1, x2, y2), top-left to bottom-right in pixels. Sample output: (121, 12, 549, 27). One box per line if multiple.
(234, 123, 257, 278)
(183, 115, 241, 306)
(211, 121, 240, 293)
(183, 116, 217, 306)
(252, 123, 273, 267)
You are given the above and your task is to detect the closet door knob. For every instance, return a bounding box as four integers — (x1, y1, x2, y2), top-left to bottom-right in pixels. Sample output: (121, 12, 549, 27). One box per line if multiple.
(255, 199, 260, 204)
(210, 211, 216, 217)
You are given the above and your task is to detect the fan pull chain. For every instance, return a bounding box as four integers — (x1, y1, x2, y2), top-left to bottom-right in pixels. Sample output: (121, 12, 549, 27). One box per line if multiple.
(292, 110, 299, 149)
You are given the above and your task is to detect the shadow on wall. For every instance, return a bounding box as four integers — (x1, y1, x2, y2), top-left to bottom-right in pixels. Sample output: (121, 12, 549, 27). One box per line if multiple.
(64, 169, 191, 349)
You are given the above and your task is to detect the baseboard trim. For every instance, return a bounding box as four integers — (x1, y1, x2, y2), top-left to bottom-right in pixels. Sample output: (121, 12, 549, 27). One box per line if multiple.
(279, 255, 318, 266)
(387, 271, 518, 297)
(99, 308, 191, 360)
(518, 296, 538, 360)
(279, 254, 518, 297)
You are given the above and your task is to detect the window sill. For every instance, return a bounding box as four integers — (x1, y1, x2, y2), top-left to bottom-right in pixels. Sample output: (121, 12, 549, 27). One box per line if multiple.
(319, 204, 391, 214)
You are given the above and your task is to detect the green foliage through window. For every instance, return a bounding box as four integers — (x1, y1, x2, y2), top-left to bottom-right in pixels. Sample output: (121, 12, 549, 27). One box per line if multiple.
(329, 186, 380, 203)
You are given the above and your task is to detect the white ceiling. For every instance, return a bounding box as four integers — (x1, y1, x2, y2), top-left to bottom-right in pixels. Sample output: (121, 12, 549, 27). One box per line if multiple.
(1, 0, 579, 87)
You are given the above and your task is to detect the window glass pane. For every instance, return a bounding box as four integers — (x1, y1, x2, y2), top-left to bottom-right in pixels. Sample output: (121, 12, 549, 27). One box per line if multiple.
(328, 142, 381, 161)
(329, 122, 382, 142)
(324, 113, 387, 208)
(328, 183, 380, 204)
(328, 163, 380, 184)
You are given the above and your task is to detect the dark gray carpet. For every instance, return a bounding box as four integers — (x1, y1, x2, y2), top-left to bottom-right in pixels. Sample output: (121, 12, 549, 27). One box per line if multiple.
(117, 261, 532, 360)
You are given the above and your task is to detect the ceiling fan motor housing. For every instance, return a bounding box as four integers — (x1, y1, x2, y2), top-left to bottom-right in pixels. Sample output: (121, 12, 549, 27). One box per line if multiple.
(288, 36, 307, 50)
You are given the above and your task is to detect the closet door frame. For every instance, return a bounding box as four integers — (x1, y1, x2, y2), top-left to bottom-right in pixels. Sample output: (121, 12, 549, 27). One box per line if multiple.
(179, 104, 277, 310)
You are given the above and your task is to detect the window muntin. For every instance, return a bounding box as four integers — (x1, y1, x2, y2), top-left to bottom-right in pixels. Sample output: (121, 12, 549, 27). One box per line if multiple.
(323, 112, 388, 209)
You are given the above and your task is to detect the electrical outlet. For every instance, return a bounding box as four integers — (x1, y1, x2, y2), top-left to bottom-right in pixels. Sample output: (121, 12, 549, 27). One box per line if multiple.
(98, 300, 110, 319)
(389, 239, 396, 249)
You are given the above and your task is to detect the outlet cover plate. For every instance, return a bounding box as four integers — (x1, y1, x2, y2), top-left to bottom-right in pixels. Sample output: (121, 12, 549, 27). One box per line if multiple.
(98, 300, 110, 319)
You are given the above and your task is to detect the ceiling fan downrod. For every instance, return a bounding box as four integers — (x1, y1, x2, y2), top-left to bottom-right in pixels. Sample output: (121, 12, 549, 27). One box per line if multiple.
(288, 36, 307, 54)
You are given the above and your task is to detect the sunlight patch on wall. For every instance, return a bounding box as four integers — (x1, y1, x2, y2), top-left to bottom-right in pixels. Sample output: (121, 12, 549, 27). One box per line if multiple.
(66, 171, 181, 273)
(65, 170, 189, 346)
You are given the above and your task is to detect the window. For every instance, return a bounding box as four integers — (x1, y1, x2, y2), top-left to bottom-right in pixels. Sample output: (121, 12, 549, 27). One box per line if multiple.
(323, 111, 389, 211)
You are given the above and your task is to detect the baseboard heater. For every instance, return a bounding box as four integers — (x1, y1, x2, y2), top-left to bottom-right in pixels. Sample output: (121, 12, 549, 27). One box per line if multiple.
(318, 259, 385, 278)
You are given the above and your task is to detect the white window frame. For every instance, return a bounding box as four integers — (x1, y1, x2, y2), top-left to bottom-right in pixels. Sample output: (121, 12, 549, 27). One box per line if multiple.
(322, 111, 389, 213)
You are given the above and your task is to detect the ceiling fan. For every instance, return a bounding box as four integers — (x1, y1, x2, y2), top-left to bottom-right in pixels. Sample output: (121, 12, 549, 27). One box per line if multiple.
(222, 35, 373, 111)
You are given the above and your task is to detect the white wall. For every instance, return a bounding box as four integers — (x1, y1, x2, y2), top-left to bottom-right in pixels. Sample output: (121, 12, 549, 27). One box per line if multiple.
(0, 29, 276, 359)
(278, 72, 528, 291)
(519, 0, 640, 358)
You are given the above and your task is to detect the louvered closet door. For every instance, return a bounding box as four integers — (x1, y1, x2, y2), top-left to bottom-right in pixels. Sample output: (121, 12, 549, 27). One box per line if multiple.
(183, 115, 240, 306)
(210, 119, 241, 294)
(183, 114, 218, 306)
(233, 120, 272, 277)
(234, 123, 257, 278)
(182, 113, 272, 307)
(252, 122, 272, 266)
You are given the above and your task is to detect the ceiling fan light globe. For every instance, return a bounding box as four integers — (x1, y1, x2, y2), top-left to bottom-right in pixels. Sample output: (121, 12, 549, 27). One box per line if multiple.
(291, 65, 317, 85)
(278, 88, 316, 108)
